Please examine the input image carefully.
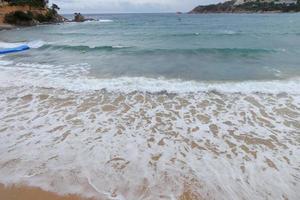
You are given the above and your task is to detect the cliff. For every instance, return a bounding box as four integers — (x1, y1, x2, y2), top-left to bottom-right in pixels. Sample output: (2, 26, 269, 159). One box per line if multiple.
(0, 1, 65, 28)
(189, 0, 300, 13)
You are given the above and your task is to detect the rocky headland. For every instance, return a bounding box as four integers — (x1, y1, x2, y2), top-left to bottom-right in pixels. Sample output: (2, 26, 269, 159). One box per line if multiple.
(0, 0, 66, 29)
(189, 0, 300, 13)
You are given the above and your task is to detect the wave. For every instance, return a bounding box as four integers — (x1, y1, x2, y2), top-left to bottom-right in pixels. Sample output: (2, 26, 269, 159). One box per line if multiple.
(0, 61, 299, 94)
(140, 47, 279, 55)
(49, 32, 102, 36)
(45, 77, 300, 94)
(37, 43, 281, 56)
(168, 31, 242, 37)
(47, 31, 300, 39)
(0, 40, 45, 49)
(40, 44, 133, 51)
(98, 19, 114, 22)
(83, 19, 114, 23)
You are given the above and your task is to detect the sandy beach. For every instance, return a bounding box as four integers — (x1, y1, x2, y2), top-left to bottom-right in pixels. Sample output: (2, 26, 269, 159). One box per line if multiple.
(0, 184, 200, 200)
(0, 184, 93, 200)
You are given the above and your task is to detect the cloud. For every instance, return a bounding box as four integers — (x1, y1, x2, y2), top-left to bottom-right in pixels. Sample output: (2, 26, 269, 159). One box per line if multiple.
(50, 0, 222, 13)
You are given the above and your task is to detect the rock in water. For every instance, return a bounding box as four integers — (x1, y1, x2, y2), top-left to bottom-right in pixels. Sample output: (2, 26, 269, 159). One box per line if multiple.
(74, 13, 85, 22)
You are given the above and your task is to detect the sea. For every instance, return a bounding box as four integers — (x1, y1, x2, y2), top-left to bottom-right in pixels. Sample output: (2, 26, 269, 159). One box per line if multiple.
(0, 13, 299, 200)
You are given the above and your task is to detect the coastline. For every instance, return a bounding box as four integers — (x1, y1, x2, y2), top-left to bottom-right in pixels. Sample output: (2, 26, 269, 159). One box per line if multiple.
(0, 12, 300, 200)
(189, 1, 300, 14)
(0, 184, 93, 200)
(0, 4, 65, 29)
(0, 183, 198, 200)
(188, 10, 284, 14)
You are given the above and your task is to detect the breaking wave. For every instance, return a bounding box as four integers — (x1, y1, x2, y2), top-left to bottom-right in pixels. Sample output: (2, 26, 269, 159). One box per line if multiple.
(0, 40, 45, 49)
(0, 60, 299, 94)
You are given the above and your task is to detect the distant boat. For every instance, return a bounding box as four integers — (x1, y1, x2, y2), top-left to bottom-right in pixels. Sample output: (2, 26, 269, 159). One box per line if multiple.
(176, 12, 183, 14)
(0, 45, 30, 55)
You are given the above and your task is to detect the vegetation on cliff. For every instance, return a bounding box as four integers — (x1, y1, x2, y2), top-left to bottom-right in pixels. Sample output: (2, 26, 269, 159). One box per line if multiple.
(3, 0, 48, 7)
(2, 0, 65, 26)
(189, 0, 300, 13)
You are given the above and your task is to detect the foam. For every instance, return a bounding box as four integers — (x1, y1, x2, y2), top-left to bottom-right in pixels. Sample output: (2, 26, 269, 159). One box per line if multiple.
(27, 40, 46, 49)
(98, 19, 114, 22)
(0, 86, 299, 200)
(0, 56, 299, 200)
(0, 41, 24, 48)
(0, 60, 13, 66)
(0, 40, 45, 49)
(0, 62, 300, 95)
(219, 30, 238, 35)
(83, 19, 114, 24)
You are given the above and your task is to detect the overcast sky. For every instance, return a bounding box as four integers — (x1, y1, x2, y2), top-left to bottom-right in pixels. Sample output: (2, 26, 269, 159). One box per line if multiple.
(50, 0, 223, 14)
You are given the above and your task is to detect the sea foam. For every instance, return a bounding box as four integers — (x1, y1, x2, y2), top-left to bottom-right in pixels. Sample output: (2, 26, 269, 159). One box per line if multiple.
(0, 85, 299, 200)
(0, 59, 300, 94)
(0, 40, 45, 49)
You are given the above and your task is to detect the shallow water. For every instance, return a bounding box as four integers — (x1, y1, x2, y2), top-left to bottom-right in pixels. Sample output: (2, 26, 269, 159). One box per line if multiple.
(1, 13, 300, 81)
(0, 13, 300, 200)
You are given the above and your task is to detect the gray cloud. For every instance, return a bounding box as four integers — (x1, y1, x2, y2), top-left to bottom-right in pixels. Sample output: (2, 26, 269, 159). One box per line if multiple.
(49, 0, 222, 14)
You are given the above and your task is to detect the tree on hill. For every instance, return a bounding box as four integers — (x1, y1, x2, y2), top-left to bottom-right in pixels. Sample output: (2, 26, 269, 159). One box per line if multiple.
(4, 0, 49, 7)
(51, 3, 59, 13)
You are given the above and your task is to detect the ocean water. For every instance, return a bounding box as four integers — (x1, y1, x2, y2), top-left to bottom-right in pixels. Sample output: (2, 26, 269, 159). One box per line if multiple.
(0, 13, 300, 200)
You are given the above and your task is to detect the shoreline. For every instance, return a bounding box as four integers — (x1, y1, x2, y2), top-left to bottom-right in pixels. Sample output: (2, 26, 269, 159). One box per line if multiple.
(0, 23, 15, 30)
(0, 13, 299, 200)
(0, 184, 94, 200)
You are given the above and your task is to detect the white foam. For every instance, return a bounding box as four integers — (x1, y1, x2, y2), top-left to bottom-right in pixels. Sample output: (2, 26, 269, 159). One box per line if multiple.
(0, 61, 300, 94)
(83, 19, 114, 24)
(0, 60, 13, 66)
(0, 40, 45, 49)
(27, 40, 46, 48)
(0, 52, 299, 200)
(111, 45, 132, 49)
(0, 56, 299, 95)
(219, 30, 237, 35)
(98, 19, 114, 22)
(0, 85, 299, 200)
(0, 41, 24, 48)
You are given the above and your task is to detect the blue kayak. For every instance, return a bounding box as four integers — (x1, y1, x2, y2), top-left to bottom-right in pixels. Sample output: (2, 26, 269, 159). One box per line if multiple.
(0, 45, 30, 55)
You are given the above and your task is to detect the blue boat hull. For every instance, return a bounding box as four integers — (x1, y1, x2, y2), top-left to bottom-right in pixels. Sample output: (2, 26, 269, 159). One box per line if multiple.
(0, 45, 30, 55)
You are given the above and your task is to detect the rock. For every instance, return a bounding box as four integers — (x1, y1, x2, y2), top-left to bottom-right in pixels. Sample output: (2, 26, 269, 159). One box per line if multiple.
(1, 4, 66, 27)
(4, 11, 39, 26)
(73, 13, 95, 22)
(84, 18, 96, 21)
(0, 24, 15, 31)
(73, 13, 85, 22)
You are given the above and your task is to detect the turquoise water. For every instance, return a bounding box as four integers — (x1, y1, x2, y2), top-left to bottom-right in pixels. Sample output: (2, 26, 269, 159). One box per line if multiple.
(1, 13, 300, 82)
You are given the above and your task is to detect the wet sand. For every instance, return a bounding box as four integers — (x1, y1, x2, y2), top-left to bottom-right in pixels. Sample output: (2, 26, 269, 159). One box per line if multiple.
(0, 184, 199, 200)
(0, 87, 299, 199)
(0, 184, 93, 200)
